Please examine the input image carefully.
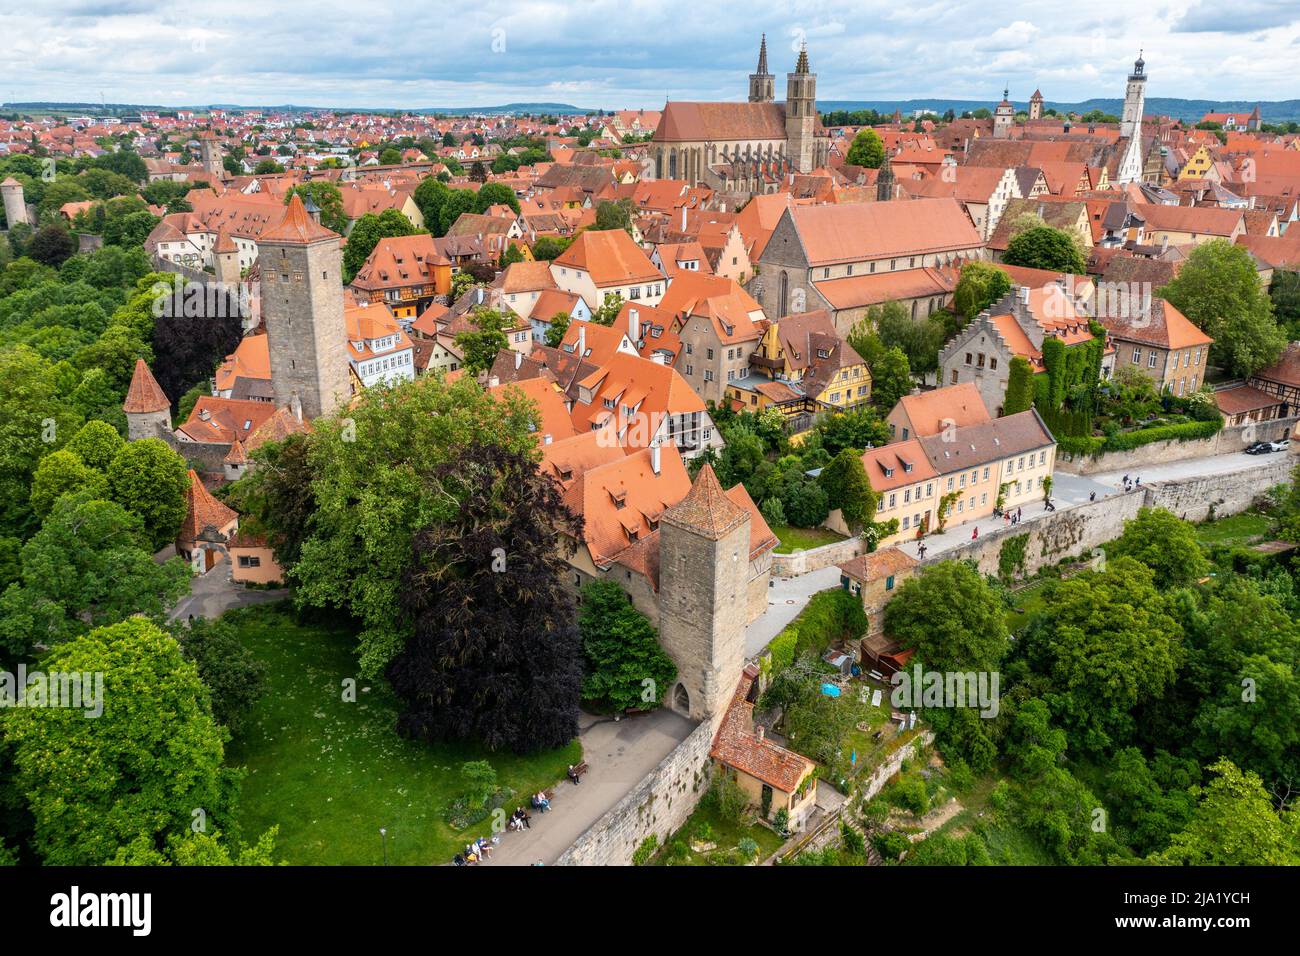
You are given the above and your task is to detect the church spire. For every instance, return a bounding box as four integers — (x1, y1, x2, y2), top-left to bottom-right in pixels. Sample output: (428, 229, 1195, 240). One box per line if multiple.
(795, 41, 810, 74)
(748, 34, 775, 103)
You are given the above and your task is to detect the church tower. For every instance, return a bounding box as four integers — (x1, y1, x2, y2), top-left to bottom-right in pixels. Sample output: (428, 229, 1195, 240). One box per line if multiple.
(657, 463, 750, 721)
(876, 152, 896, 202)
(1120, 51, 1147, 140)
(258, 194, 350, 421)
(1028, 89, 1044, 121)
(748, 34, 775, 103)
(993, 88, 1015, 139)
(198, 132, 224, 180)
(785, 44, 817, 172)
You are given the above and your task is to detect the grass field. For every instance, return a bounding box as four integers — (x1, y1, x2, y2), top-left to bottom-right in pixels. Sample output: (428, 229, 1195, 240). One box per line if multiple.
(770, 524, 846, 554)
(652, 800, 785, 866)
(1195, 510, 1273, 548)
(224, 603, 580, 865)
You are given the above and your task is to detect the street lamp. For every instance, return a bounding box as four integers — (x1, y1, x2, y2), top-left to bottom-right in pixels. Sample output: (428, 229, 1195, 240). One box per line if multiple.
(379, 827, 388, 866)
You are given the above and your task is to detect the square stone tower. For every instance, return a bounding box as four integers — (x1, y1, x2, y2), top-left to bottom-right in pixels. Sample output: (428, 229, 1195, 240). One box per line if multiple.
(258, 195, 350, 421)
(658, 463, 751, 722)
(785, 44, 818, 172)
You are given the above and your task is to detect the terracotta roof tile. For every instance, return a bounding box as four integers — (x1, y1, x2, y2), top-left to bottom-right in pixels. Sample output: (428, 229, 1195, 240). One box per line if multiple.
(123, 359, 170, 414)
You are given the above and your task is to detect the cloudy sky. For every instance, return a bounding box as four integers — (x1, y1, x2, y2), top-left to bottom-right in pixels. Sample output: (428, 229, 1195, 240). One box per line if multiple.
(2, 0, 1298, 109)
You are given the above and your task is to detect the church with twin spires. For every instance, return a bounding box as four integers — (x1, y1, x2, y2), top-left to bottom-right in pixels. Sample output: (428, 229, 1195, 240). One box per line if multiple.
(651, 35, 832, 197)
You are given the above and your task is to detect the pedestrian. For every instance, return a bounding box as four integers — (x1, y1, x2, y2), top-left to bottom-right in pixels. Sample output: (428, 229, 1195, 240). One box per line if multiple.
(1135, 476, 1141, 486)
(1122, 475, 1129, 486)
(1017, 507, 1022, 521)
(1089, 491, 1096, 502)
(971, 526, 979, 540)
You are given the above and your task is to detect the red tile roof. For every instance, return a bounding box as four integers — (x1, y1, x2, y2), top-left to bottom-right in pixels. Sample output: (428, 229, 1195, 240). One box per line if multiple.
(123, 359, 170, 413)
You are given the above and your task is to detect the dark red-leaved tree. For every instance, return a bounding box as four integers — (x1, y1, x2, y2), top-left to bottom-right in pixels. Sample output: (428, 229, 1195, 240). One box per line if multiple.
(387, 442, 584, 755)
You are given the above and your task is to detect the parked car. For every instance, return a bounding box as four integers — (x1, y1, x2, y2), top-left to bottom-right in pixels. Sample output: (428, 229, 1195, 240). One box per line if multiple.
(1267, 439, 1291, 453)
(1245, 441, 1271, 455)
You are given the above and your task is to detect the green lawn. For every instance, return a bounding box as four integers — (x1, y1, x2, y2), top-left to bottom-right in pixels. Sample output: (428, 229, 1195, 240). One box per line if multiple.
(223, 603, 580, 865)
(1195, 510, 1273, 548)
(1005, 578, 1053, 633)
(770, 524, 847, 554)
(652, 800, 785, 866)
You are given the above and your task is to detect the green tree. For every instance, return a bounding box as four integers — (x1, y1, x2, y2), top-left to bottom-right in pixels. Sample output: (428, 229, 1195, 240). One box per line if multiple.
(1003, 226, 1086, 274)
(1159, 239, 1285, 377)
(819, 448, 875, 532)
(106, 437, 190, 551)
(1003, 355, 1036, 415)
(284, 375, 539, 676)
(594, 198, 634, 233)
(453, 307, 511, 374)
(1151, 759, 1300, 865)
(578, 580, 677, 711)
(474, 181, 521, 215)
(28, 449, 107, 517)
(1108, 507, 1209, 590)
(0, 493, 189, 658)
(171, 616, 267, 735)
(845, 129, 885, 168)
(1020, 557, 1182, 754)
(2, 618, 240, 865)
(543, 311, 571, 347)
(884, 561, 1010, 673)
(954, 262, 1013, 321)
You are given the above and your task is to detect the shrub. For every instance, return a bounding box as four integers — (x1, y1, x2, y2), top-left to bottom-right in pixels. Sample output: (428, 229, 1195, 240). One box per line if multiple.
(773, 807, 791, 836)
(872, 830, 911, 861)
(738, 837, 760, 862)
(632, 834, 658, 866)
(889, 776, 929, 816)
(708, 771, 749, 824)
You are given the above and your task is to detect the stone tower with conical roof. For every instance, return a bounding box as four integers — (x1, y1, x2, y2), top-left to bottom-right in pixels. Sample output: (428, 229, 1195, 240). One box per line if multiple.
(198, 131, 224, 180)
(1028, 89, 1044, 121)
(123, 358, 172, 440)
(785, 43, 818, 172)
(1, 177, 29, 229)
(658, 463, 751, 721)
(748, 34, 775, 103)
(258, 194, 350, 421)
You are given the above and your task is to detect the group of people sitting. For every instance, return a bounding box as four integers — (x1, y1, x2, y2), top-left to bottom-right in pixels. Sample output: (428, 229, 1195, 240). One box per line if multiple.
(508, 807, 532, 831)
(453, 836, 496, 866)
(450, 775, 587, 865)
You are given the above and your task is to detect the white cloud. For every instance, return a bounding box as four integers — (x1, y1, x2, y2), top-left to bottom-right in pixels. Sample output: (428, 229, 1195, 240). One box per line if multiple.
(0, 0, 1297, 108)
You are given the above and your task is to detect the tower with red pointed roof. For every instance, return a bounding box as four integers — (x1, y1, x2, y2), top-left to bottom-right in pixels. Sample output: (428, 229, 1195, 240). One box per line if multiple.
(258, 194, 350, 421)
(1028, 89, 1044, 122)
(213, 227, 240, 285)
(123, 358, 172, 440)
(657, 462, 751, 720)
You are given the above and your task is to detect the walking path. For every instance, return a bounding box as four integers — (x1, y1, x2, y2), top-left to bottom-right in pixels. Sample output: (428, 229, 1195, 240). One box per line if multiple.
(487, 708, 696, 866)
(168, 566, 288, 622)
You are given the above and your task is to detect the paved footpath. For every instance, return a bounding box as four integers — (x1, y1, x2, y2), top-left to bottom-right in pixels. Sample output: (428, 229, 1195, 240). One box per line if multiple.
(485, 708, 696, 866)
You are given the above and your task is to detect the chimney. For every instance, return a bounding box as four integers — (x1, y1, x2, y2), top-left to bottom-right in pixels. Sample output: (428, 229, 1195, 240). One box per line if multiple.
(680, 204, 687, 232)
(578, 325, 586, 356)
(514, 349, 523, 369)
(629, 308, 639, 340)
(1019, 286, 1031, 306)
(488, 375, 500, 388)
(650, 441, 661, 475)
(756, 725, 765, 742)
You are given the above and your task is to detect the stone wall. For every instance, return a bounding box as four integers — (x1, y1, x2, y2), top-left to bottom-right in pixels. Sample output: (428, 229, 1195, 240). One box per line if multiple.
(1143, 455, 1295, 523)
(554, 717, 716, 866)
(928, 456, 1293, 578)
(1057, 417, 1297, 476)
(771, 535, 866, 577)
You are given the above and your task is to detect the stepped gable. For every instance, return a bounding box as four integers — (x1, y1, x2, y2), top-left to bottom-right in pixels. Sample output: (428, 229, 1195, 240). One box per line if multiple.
(660, 463, 747, 540)
(123, 359, 170, 413)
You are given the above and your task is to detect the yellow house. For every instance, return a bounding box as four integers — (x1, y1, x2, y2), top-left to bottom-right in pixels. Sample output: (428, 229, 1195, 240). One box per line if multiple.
(1179, 145, 1215, 181)
(712, 665, 820, 832)
(732, 309, 870, 419)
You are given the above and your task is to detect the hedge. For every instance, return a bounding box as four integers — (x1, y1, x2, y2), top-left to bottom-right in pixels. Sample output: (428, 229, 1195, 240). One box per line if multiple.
(768, 588, 867, 673)
(1060, 416, 1222, 459)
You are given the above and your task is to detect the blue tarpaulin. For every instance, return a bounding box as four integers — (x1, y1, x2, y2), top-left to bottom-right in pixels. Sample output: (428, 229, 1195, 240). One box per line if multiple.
(820, 683, 841, 698)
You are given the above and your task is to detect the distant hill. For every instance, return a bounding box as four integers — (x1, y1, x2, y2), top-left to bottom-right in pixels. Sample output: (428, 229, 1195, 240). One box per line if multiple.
(8, 97, 1299, 124)
(819, 98, 1300, 124)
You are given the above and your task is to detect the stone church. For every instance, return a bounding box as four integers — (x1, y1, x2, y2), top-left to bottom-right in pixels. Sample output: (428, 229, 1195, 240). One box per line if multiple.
(650, 36, 832, 198)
